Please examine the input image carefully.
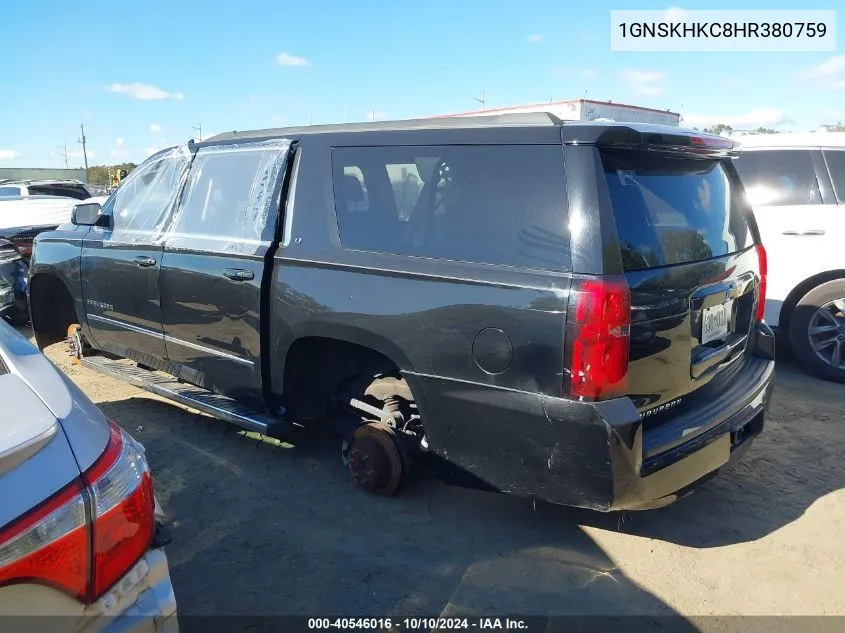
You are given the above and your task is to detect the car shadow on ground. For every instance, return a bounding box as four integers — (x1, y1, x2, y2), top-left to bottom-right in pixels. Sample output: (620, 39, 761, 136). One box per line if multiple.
(98, 397, 700, 628)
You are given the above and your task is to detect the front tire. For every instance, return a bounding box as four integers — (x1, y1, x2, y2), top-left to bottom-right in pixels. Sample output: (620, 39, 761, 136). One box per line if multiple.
(788, 280, 845, 383)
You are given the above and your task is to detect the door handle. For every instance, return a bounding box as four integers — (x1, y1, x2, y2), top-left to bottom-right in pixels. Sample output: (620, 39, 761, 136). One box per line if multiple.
(223, 268, 254, 281)
(134, 256, 157, 267)
(782, 229, 826, 236)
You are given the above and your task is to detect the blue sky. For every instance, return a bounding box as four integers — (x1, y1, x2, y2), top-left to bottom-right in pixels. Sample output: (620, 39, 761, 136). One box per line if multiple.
(1, 0, 843, 168)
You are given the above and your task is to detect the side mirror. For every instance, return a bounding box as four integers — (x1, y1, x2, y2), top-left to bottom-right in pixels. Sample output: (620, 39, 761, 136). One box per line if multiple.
(71, 202, 103, 226)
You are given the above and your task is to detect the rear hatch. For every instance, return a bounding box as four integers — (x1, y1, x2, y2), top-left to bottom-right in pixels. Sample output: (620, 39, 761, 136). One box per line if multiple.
(598, 139, 765, 452)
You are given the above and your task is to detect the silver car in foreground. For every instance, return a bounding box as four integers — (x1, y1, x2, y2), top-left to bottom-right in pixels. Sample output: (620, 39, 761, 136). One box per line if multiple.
(0, 321, 178, 632)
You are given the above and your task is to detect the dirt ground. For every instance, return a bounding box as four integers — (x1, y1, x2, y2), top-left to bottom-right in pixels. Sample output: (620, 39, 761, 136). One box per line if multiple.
(28, 329, 845, 628)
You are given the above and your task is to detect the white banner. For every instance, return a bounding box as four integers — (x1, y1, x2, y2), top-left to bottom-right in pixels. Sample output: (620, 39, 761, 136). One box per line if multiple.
(611, 10, 836, 52)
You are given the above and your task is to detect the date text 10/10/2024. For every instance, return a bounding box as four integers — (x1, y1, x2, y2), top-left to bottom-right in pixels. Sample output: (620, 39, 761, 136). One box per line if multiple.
(307, 618, 529, 630)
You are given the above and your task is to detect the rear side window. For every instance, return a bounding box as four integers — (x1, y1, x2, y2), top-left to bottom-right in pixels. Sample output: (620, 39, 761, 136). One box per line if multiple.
(601, 151, 754, 271)
(331, 145, 570, 271)
(823, 149, 845, 203)
(0, 187, 21, 197)
(732, 149, 821, 207)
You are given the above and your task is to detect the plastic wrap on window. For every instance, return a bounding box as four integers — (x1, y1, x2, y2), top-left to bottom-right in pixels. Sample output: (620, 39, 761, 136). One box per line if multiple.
(167, 139, 291, 255)
(104, 145, 192, 246)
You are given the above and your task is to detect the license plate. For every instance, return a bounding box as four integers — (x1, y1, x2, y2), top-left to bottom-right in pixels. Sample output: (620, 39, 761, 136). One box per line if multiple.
(701, 300, 733, 344)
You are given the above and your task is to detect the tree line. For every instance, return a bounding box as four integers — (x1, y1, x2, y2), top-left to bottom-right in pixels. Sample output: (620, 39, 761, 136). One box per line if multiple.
(86, 163, 137, 185)
(693, 122, 845, 136)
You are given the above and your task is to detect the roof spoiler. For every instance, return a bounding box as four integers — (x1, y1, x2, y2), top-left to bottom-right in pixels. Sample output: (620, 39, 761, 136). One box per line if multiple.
(564, 123, 740, 158)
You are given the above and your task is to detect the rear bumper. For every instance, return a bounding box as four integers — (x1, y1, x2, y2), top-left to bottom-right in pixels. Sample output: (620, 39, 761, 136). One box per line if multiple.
(413, 323, 776, 512)
(86, 547, 179, 633)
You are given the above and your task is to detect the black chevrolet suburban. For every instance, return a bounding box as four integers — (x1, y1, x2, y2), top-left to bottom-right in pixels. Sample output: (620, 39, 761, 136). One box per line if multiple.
(28, 114, 775, 511)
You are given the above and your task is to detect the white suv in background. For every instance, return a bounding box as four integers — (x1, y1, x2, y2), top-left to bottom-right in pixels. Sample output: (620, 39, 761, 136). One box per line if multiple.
(731, 133, 845, 382)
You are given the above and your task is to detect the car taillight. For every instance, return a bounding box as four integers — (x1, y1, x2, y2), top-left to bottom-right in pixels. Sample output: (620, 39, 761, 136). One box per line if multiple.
(565, 277, 631, 401)
(0, 422, 154, 603)
(0, 481, 89, 599)
(15, 243, 32, 258)
(755, 243, 767, 322)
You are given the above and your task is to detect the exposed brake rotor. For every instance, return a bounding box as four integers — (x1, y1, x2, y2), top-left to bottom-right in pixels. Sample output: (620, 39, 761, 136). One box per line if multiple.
(67, 324, 83, 365)
(344, 422, 406, 497)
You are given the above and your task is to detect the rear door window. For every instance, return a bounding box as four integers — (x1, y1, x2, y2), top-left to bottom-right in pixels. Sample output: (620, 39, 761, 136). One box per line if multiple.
(823, 149, 845, 203)
(601, 151, 754, 271)
(732, 149, 821, 207)
(168, 139, 290, 254)
(331, 145, 571, 271)
(0, 187, 21, 197)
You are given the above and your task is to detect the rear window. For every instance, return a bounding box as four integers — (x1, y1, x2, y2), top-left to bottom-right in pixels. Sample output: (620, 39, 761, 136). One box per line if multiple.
(28, 184, 91, 200)
(331, 145, 570, 271)
(601, 151, 754, 271)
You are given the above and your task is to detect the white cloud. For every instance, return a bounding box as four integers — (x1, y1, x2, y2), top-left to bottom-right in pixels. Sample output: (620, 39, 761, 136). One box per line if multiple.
(582, 68, 597, 81)
(149, 123, 162, 133)
(116, 138, 124, 147)
(68, 149, 95, 159)
(272, 115, 285, 124)
(105, 83, 184, 100)
(682, 107, 793, 129)
(805, 55, 845, 91)
(663, 6, 690, 21)
(552, 68, 569, 79)
(276, 52, 310, 67)
(366, 111, 389, 121)
(0, 149, 21, 160)
(526, 34, 544, 43)
(620, 69, 667, 97)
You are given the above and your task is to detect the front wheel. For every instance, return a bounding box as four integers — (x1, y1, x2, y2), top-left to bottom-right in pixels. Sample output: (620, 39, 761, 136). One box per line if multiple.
(788, 280, 845, 383)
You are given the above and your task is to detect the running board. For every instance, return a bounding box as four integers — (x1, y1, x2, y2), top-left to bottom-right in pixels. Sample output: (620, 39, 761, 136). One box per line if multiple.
(81, 356, 290, 438)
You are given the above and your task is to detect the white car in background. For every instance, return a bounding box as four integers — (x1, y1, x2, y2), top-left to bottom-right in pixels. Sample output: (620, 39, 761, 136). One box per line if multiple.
(731, 132, 845, 382)
(0, 180, 95, 260)
(0, 321, 178, 632)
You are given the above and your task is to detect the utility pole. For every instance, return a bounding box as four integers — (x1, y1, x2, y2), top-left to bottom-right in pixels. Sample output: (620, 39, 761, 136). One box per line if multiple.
(78, 125, 89, 181)
(473, 91, 486, 110)
(369, 109, 375, 122)
(191, 123, 202, 142)
(56, 144, 68, 168)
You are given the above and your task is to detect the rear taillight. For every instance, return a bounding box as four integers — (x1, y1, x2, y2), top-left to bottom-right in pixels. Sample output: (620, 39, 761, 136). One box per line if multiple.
(8, 238, 31, 258)
(565, 277, 631, 401)
(755, 243, 767, 322)
(15, 243, 32, 258)
(0, 481, 89, 599)
(0, 422, 154, 603)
